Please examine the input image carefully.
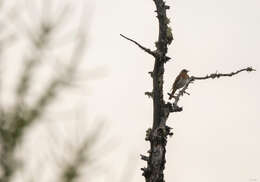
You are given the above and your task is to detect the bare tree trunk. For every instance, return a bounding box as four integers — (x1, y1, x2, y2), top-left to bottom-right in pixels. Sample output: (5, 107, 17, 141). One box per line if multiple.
(142, 1, 173, 182)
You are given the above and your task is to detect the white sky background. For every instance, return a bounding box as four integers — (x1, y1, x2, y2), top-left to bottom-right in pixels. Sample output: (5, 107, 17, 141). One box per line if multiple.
(6, 0, 260, 182)
(85, 0, 260, 181)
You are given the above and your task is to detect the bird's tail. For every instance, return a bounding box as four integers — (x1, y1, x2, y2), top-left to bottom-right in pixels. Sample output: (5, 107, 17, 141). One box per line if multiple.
(169, 88, 176, 100)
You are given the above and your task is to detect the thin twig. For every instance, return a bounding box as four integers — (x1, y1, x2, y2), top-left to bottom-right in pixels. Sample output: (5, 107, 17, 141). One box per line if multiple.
(120, 34, 158, 57)
(192, 67, 255, 80)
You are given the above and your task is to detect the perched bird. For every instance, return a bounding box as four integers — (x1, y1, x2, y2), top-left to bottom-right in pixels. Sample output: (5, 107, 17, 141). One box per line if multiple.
(169, 69, 189, 100)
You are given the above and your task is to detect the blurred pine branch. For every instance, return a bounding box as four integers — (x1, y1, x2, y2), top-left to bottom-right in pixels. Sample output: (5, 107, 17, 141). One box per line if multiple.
(0, 1, 96, 182)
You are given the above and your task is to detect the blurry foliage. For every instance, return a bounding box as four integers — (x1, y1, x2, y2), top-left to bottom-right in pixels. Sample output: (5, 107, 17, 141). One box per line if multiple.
(0, 1, 99, 182)
(60, 124, 104, 182)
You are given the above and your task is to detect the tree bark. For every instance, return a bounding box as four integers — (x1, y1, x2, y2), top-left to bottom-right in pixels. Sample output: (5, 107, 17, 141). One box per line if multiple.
(141, 1, 173, 182)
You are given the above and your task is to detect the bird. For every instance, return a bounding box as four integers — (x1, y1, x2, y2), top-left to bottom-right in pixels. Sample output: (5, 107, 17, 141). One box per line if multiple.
(169, 69, 189, 100)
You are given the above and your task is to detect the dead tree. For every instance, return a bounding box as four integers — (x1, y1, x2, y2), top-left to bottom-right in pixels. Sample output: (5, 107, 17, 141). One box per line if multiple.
(120, 0, 255, 182)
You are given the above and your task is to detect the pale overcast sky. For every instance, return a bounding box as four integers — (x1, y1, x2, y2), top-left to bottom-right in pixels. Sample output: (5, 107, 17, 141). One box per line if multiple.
(10, 0, 260, 182)
(85, 0, 260, 181)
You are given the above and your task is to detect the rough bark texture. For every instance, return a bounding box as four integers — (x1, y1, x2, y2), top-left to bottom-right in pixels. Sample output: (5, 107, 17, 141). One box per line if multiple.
(141, 1, 173, 182)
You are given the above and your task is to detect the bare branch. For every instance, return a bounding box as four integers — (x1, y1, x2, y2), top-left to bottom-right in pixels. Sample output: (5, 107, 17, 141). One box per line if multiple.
(145, 91, 153, 98)
(140, 154, 149, 162)
(173, 67, 256, 108)
(120, 34, 158, 57)
(148, 71, 153, 78)
(192, 67, 255, 80)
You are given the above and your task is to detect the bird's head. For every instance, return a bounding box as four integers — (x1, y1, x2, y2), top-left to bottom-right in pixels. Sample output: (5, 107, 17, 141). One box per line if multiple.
(181, 69, 189, 74)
